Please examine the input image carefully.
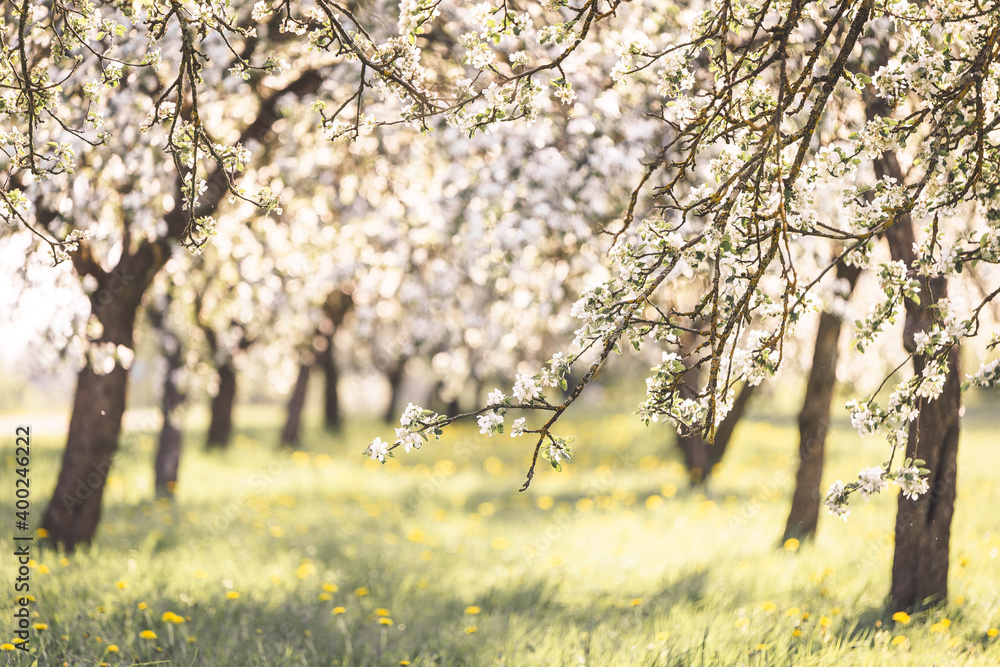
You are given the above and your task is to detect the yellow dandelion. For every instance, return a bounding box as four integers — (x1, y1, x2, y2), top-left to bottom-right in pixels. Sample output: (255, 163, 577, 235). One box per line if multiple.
(375, 608, 390, 617)
(378, 618, 394, 626)
(116, 581, 128, 590)
(465, 626, 478, 634)
(930, 622, 946, 633)
(801, 612, 811, 620)
(0, 644, 14, 651)
(785, 607, 801, 617)
(940, 618, 951, 628)
(760, 601, 777, 612)
(892, 612, 911, 625)
(465, 606, 481, 615)
(37, 528, 49, 538)
(400, 662, 411, 666)
(161, 611, 185, 624)
(820, 617, 832, 628)
(332, 607, 346, 615)
(322, 583, 339, 593)
(187, 637, 197, 643)
(954, 596, 965, 606)
(783, 538, 800, 552)
(106, 645, 119, 653)
(37, 564, 50, 574)
(34, 623, 48, 631)
(95, 637, 102, 643)
(59, 558, 70, 567)
(655, 631, 669, 642)
(318, 593, 332, 601)
(755, 643, 769, 651)
(139, 630, 157, 640)
(355, 587, 369, 597)
(891, 635, 907, 646)
(792, 629, 803, 637)
(986, 628, 998, 638)
(630, 598, 643, 607)
(304, 630, 312, 637)
(137, 602, 148, 611)
(226, 591, 241, 600)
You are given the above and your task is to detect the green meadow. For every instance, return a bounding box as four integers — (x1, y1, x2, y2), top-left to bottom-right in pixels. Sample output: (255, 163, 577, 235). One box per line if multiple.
(2, 399, 1000, 666)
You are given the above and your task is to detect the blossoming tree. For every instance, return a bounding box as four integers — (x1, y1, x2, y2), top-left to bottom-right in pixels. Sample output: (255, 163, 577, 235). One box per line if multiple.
(6, 0, 1000, 611)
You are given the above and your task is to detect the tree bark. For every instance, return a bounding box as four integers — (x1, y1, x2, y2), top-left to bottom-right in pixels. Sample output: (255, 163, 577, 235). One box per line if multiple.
(42, 244, 161, 550)
(383, 361, 405, 425)
(206, 361, 237, 450)
(151, 306, 186, 498)
(318, 334, 341, 432)
(890, 341, 960, 610)
(876, 152, 961, 610)
(783, 261, 862, 543)
(676, 382, 756, 485)
(280, 360, 312, 449)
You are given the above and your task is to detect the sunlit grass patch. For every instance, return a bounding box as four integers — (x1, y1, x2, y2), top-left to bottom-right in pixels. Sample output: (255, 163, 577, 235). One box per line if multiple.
(0, 400, 998, 665)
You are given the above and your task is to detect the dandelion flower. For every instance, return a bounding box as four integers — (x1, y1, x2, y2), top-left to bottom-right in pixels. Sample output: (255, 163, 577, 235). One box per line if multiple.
(378, 618, 394, 626)
(465, 626, 478, 634)
(1, 644, 14, 651)
(783, 538, 800, 552)
(465, 606, 481, 615)
(116, 581, 128, 590)
(161, 611, 185, 624)
(354, 587, 369, 597)
(892, 611, 911, 625)
(139, 630, 157, 640)
(630, 598, 642, 607)
(785, 607, 801, 617)
(760, 601, 777, 612)
(375, 608, 390, 616)
(891, 635, 907, 646)
(332, 607, 346, 615)
(34, 623, 48, 631)
(226, 591, 241, 600)
(987, 628, 998, 638)
(322, 583, 339, 593)
(106, 645, 119, 653)
(819, 617, 831, 627)
(137, 602, 148, 611)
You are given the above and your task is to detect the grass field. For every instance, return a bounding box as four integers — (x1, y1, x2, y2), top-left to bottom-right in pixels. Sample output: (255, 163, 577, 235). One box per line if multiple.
(2, 395, 1000, 666)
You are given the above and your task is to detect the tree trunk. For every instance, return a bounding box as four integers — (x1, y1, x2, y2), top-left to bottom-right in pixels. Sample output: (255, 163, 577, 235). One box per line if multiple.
(890, 341, 960, 610)
(383, 361, 405, 425)
(676, 382, 756, 485)
(319, 334, 341, 432)
(280, 360, 312, 449)
(155, 333, 185, 498)
(783, 262, 862, 543)
(206, 361, 237, 450)
(875, 151, 960, 610)
(42, 256, 153, 550)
